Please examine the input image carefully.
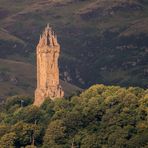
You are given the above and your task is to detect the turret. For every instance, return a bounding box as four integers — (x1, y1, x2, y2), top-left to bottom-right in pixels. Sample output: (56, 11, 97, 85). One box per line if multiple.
(38, 24, 59, 47)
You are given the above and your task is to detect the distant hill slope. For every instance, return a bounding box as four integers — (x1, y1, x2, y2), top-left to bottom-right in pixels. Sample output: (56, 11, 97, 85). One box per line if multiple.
(0, 58, 81, 100)
(0, 0, 148, 88)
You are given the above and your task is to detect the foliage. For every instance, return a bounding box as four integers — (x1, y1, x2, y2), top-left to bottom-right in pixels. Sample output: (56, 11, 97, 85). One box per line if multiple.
(5, 95, 33, 113)
(0, 85, 147, 147)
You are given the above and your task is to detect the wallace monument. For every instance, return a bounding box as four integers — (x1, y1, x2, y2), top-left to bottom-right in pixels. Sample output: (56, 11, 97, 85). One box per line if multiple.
(34, 25, 64, 106)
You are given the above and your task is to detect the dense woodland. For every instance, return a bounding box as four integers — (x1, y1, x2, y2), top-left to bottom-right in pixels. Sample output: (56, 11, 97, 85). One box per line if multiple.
(0, 84, 147, 148)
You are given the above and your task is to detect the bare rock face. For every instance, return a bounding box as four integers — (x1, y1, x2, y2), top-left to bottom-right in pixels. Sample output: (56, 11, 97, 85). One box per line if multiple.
(34, 24, 64, 106)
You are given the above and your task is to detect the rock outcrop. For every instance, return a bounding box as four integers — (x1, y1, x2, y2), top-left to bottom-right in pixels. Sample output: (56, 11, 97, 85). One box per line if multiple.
(34, 24, 64, 106)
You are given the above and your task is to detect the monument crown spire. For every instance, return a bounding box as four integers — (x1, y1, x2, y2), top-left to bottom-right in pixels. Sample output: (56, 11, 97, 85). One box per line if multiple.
(39, 25, 58, 47)
(34, 25, 64, 106)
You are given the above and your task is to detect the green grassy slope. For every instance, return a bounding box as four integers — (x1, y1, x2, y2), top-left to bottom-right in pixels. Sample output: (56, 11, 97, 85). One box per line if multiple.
(0, 0, 147, 90)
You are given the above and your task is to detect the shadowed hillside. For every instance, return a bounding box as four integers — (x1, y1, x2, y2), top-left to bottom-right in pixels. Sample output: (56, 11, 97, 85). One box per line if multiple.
(0, 58, 81, 101)
(0, 0, 148, 91)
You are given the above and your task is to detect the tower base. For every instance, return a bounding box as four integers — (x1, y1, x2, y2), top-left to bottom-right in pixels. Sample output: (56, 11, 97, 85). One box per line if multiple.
(34, 85, 64, 106)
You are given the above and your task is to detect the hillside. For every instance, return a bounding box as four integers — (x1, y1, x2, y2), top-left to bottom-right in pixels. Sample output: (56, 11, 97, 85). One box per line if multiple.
(0, 58, 81, 101)
(0, 84, 147, 147)
(0, 0, 148, 90)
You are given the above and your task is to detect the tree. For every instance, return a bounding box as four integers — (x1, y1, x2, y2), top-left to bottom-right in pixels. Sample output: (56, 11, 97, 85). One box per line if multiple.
(0, 132, 16, 148)
(43, 120, 66, 147)
(13, 105, 44, 123)
(5, 95, 33, 113)
(12, 121, 41, 147)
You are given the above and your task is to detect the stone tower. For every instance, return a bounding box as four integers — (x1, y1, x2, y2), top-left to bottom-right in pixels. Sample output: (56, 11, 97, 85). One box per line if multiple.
(34, 24, 64, 106)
